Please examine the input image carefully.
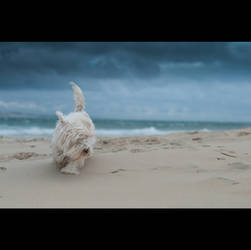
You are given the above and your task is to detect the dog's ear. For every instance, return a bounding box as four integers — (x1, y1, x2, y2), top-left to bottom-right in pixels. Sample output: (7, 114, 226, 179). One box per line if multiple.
(56, 111, 66, 124)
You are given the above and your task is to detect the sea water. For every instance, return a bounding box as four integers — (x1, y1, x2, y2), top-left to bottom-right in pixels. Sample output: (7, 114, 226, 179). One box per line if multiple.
(1, 115, 251, 138)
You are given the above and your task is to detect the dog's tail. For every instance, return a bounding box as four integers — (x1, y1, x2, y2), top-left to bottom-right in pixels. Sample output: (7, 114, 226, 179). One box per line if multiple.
(70, 81, 85, 112)
(56, 111, 66, 124)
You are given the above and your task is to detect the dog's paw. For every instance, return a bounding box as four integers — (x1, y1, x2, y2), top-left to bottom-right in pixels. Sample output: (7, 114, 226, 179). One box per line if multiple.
(60, 165, 80, 175)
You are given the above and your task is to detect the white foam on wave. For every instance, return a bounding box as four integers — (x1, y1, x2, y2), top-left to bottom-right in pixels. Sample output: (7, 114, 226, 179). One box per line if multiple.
(96, 127, 175, 137)
(0, 126, 211, 138)
(201, 128, 210, 132)
(0, 126, 173, 137)
(0, 127, 54, 137)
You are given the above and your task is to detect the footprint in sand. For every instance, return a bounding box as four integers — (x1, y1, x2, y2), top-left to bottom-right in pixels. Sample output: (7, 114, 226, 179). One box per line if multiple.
(131, 139, 141, 144)
(112, 148, 127, 152)
(144, 138, 161, 145)
(0, 166, 7, 171)
(238, 131, 251, 136)
(110, 169, 126, 174)
(192, 137, 202, 142)
(13, 152, 47, 160)
(130, 148, 145, 153)
(219, 152, 236, 158)
(200, 176, 238, 186)
(217, 157, 226, 160)
(216, 177, 240, 185)
(169, 142, 182, 147)
(228, 162, 251, 170)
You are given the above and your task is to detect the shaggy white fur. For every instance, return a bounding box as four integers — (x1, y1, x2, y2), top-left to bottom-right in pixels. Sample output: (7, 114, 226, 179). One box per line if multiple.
(51, 82, 96, 175)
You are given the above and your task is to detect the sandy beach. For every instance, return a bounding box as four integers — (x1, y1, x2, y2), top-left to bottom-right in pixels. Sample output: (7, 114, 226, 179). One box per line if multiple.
(1, 128, 251, 208)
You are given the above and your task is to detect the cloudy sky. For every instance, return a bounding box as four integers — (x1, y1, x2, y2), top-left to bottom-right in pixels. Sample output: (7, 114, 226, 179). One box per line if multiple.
(0, 42, 251, 121)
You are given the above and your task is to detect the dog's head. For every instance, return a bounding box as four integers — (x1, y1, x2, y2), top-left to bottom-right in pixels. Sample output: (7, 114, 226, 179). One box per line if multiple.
(64, 131, 96, 161)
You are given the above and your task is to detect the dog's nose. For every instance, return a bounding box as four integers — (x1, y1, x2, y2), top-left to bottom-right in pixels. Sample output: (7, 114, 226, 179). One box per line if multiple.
(83, 148, 89, 154)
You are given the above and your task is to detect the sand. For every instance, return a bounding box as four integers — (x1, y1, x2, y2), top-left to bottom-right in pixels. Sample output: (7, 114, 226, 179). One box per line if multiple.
(1, 128, 251, 208)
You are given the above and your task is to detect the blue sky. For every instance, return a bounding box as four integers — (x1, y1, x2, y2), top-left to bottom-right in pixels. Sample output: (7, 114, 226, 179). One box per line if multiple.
(0, 42, 251, 121)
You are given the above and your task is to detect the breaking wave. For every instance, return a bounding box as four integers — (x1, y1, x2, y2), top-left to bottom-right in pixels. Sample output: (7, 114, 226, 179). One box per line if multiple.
(95, 127, 177, 137)
(0, 126, 186, 137)
(0, 127, 54, 137)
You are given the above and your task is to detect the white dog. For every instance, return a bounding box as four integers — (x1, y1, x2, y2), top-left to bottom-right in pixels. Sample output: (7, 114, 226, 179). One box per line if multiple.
(51, 82, 96, 175)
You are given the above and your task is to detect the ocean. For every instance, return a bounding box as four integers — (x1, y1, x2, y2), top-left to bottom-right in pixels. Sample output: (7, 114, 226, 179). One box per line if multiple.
(0, 115, 251, 138)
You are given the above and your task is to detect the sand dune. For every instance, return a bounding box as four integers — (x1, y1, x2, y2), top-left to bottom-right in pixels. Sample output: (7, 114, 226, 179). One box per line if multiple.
(1, 128, 251, 208)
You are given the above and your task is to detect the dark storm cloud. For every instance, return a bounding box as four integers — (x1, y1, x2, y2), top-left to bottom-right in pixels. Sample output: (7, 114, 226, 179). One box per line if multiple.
(1, 42, 251, 89)
(1, 42, 251, 121)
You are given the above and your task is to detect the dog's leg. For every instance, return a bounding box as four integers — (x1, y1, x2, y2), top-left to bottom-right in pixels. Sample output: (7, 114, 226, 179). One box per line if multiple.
(60, 157, 86, 175)
(60, 165, 80, 175)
